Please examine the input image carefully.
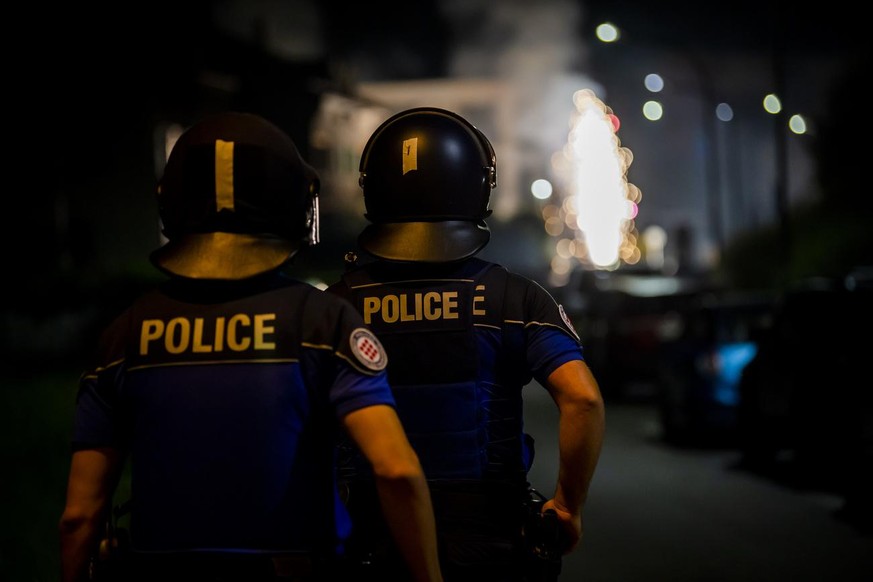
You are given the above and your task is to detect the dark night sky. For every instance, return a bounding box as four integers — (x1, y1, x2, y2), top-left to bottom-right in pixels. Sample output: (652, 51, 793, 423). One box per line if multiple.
(583, 0, 869, 54)
(8, 0, 870, 307)
(19, 1, 868, 159)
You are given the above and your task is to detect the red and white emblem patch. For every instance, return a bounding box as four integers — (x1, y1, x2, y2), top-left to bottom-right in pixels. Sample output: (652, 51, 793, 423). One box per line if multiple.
(350, 327, 387, 371)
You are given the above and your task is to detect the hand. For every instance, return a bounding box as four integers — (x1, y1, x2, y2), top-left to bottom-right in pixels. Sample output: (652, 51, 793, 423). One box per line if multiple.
(541, 498, 581, 554)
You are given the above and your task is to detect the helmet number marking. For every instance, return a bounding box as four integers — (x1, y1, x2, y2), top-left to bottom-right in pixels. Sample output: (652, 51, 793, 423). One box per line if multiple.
(402, 138, 418, 175)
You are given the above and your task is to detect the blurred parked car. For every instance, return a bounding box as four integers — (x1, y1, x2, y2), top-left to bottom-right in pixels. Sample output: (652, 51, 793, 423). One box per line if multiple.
(656, 292, 776, 446)
(735, 270, 873, 531)
(562, 268, 710, 403)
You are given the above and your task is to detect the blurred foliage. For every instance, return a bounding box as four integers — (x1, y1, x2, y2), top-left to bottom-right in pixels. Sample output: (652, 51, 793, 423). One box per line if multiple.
(1, 369, 79, 582)
(718, 200, 872, 291)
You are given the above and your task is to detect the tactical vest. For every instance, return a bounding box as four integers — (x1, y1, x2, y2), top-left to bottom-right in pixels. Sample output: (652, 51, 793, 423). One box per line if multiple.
(334, 257, 531, 485)
(94, 274, 380, 553)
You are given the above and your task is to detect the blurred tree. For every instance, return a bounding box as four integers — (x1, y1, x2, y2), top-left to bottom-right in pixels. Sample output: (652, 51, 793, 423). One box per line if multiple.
(718, 51, 873, 291)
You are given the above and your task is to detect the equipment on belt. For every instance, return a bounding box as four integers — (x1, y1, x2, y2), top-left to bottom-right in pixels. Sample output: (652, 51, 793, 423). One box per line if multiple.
(89, 501, 130, 581)
(523, 488, 565, 582)
(88, 499, 326, 581)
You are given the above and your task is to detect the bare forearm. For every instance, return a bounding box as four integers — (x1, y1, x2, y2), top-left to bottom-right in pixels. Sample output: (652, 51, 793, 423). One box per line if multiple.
(544, 360, 606, 515)
(60, 449, 121, 582)
(375, 474, 443, 582)
(60, 517, 100, 582)
(555, 396, 605, 512)
(343, 407, 443, 581)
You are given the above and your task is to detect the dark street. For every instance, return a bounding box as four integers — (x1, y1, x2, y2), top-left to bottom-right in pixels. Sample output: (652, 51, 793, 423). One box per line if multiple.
(523, 390, 873, 581)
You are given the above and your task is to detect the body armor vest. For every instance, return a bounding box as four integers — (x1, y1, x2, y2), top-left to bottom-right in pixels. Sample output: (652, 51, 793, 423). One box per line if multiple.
(335, 257, 530, 484)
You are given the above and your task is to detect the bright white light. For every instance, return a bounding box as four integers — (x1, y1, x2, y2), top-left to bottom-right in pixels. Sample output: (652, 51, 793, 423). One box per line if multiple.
(763, 93, 782, 114)
(596, 23, 620, 42)
(644, 74, 664, 93)
(549, 89, 641, 270)
(643, 100, 663, 121)
(788, 114, 807, 134)
(531, 178, 553, 199)
(716, 103, 734, 122)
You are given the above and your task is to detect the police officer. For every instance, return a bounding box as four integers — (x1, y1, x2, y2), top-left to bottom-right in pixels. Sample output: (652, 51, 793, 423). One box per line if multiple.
(58, 111, 443, 582)
(328, 107, 605, 581)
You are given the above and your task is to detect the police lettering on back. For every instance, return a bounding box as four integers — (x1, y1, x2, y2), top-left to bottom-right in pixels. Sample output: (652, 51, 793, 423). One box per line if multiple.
(362, 287, 490, 324)
(139, 313, 277, 355)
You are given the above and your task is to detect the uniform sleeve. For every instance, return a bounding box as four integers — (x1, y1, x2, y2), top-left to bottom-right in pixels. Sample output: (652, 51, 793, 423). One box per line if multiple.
(527, 327, 584, 385)
(302, 290, 396, 420)
(330, 362, 395, 420)
(71, 312, 130, 451)
(514, 274, 586, 383)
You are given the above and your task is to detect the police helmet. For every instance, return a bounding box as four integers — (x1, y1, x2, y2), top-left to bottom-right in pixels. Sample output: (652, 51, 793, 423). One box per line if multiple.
(151, 111, 320, 280)
(358, 107, 496, 263)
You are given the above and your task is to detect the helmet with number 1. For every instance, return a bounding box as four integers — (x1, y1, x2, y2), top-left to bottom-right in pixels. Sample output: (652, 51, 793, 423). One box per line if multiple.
(357, 107, 497, 263)
(151, 111, 320, 280)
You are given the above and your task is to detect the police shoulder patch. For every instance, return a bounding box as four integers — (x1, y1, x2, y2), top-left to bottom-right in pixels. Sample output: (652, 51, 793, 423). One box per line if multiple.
(559, 304, 580, 341)
(349, 327, 388, 371)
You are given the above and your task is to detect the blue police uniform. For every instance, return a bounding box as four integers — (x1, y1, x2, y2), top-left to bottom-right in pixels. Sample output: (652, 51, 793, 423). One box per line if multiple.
(72, 271, 393, 577)
(328, 256, 584, 580)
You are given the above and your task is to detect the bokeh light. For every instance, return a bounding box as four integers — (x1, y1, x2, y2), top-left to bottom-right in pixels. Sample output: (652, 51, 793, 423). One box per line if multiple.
(596, 22, 620, 43)
(545, 89, 642, 273)
(531, 178, 553, 200)
(763, 93, 782, 114)
(716, 102, 734, 122)
(644, 73, 664, 93)
(788, 114, 807, 134)
(643, 100, 664, 121)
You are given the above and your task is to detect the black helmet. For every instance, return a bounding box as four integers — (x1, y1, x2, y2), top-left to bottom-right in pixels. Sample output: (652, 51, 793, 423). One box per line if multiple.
(358, 107, 496, 262)
(151, 111, 320, 280)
